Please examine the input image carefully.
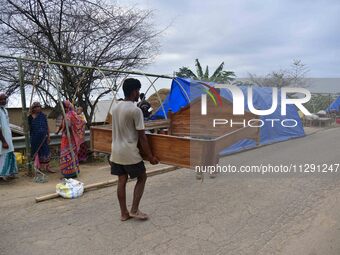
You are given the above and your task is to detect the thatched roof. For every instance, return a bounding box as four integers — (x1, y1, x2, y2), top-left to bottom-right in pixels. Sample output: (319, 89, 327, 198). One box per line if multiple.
(147, 88, 170, 113)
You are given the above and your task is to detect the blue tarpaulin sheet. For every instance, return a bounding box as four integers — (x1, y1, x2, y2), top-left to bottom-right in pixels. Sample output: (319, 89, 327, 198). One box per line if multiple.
(326, 96, 340, 112)
(152, 77, 305, 156)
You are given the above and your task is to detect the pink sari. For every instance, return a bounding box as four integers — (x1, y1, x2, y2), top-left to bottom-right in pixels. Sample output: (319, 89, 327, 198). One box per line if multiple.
(67, 110, 85, 153)
(60, 102, 85, 177)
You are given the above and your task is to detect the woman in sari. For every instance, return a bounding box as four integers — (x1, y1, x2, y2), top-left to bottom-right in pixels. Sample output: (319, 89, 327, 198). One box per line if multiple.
(28, 102, 54, 173)
(59, 100, 85, 178)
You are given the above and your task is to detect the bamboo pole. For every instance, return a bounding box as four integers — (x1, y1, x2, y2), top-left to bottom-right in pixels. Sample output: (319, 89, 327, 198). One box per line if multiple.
(35, 166, 178, 202)
(49, 63, 79, 179)
(35, 179, 118, 202)
(17, 59, 33, 176)
(0, 54, 173, 80)
(58, 100, 79, 178)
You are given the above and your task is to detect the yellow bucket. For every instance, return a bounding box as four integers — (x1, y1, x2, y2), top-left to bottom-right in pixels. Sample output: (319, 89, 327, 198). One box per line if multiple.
(14, 152, 23, 165)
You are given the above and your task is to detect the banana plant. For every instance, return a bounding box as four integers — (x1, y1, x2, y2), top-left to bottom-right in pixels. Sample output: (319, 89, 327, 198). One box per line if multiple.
(176, 59, 235, 83)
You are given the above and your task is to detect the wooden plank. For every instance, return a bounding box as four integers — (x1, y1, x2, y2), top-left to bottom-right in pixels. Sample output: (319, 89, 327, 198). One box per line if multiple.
(144, 119, 170, 129)
(90, 120, 170, 154)
(90, 126, 112, 154)
(91, 124, 260, 168)
(91, 119, 169, 132)
(142, 134, 212, 168)
(170, 97, 258, 138)
(142, 134, 191, 168)
(90, 114, 261, 169)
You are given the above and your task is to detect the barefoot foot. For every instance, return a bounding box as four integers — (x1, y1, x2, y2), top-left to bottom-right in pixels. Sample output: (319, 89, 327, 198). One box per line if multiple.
(129, 210, 149, 220)
(47, 168, 56, 173)
(120, 214, 132, 221)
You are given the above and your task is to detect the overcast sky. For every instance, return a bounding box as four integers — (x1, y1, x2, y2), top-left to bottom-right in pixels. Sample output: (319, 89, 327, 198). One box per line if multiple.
(117, 0, 340, 82)
(10, 0, 340, 106)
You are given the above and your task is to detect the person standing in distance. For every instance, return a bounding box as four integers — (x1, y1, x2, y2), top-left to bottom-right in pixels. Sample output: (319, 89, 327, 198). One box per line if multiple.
(110, 78, 158, 221)
(0, 93, 18, 181)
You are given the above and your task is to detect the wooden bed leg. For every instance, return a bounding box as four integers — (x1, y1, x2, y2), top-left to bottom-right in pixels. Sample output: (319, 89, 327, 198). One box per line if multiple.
(202, 141, 218, 167)
(168, 109, 173, 135)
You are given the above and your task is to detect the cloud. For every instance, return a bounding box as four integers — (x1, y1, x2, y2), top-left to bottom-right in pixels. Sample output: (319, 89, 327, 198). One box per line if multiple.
(116, 0, 340, 82)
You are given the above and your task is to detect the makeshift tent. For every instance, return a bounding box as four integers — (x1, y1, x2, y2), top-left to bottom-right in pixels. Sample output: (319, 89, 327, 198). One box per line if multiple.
(325, 96, 340, 113)
(152, 77, 305, 156)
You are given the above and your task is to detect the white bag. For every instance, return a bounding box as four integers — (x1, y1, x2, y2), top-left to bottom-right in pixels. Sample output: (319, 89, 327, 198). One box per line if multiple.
(56, 178, 84, 199)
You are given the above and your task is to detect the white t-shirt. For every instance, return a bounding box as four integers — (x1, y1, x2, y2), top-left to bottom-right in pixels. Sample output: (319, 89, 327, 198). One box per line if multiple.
(110, 101, 145, 165)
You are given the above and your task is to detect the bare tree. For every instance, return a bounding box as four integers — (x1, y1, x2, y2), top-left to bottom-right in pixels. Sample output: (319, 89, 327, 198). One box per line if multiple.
(0, 0, 160, 125)
(248, 60, 309, 88)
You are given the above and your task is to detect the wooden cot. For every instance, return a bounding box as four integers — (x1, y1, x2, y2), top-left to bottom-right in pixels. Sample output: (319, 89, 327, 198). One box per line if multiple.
(91, 98, 260, 169)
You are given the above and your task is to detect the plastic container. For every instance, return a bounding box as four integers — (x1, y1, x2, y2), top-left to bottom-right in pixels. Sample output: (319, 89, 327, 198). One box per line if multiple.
(14, 152, 23, 165)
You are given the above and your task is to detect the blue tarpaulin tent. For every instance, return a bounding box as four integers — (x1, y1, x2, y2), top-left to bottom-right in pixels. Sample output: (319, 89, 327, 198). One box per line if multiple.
(326, 96, 340, 112)
(152, 77, 305, 156)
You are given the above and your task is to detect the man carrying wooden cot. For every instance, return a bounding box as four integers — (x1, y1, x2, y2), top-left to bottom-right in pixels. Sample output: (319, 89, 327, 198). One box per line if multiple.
(110, 78, 158, 221)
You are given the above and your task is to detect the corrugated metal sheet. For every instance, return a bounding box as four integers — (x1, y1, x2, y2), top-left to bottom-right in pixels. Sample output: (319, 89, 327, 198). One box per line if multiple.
(13, 130, 90, 149)
(10, 123, 24, 135)
(91, 100, 112, 123)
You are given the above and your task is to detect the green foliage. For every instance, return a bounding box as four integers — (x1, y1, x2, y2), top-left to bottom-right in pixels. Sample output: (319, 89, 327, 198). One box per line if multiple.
(175, 59, 235, 83)
(304, 94, 334, 113)
(175, 67, 197, 79)
(195, 59, 204, 79)
(203, 66, 209, 80)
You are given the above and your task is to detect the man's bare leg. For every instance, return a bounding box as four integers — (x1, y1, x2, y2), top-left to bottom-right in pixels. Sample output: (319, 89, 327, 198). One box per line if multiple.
(117, 174, 131, 221)
(130, 172, 148, 220)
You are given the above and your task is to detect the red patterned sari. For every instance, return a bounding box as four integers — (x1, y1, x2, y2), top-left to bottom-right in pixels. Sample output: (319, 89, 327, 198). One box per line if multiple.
(60, 106, 85, 178)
